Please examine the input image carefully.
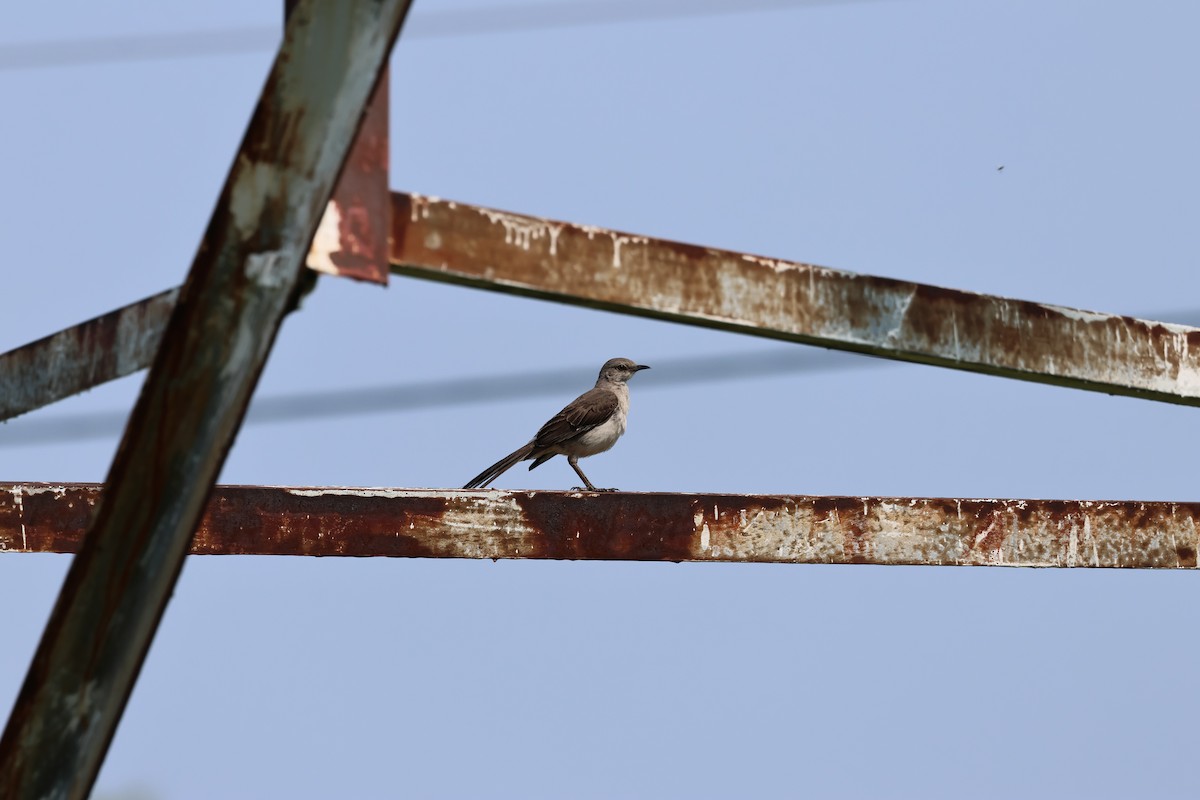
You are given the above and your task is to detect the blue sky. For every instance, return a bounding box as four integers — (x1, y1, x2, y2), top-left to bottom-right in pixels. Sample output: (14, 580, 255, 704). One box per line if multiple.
(3, 1, 1200, 797)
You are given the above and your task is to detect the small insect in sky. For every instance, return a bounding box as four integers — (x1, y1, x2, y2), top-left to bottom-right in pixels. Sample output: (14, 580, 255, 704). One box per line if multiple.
(996, 165, 1005, 172)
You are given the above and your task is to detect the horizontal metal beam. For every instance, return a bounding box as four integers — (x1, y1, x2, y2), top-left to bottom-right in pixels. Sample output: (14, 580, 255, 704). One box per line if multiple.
(390, 192, 1200, 407)
(3, 483, 1196, 569)
(0, 289, 177, 423)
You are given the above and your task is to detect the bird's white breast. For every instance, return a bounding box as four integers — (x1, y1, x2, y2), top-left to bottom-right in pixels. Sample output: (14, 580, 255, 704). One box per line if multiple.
(570, 384, 629, 457)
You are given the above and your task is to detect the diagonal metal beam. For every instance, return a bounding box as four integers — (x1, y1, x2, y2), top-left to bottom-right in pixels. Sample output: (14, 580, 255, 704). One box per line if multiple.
(390, 193, 1200, 407)
(2, 483, 1196, 570)
(0, 3, 413, 798)
(0, 289, 178, 423)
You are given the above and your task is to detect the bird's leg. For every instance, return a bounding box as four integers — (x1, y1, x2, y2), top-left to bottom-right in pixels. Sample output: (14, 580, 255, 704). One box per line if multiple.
(568, 456, 614, 492)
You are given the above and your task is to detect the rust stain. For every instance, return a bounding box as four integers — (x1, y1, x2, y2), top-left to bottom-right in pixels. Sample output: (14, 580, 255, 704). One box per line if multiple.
(194, 488, 450, 558)
(513, 492, 698, 561)
(968, 507, 1008, 562)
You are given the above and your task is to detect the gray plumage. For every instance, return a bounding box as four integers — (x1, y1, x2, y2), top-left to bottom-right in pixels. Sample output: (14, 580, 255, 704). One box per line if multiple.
(463, 357, 649, 491)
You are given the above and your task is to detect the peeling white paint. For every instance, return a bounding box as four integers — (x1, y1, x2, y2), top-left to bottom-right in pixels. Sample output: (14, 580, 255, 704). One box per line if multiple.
(1038, 303, 1114, 325)
(1174, 358, 1200, 397)
(481, 209, 563, 255)
(21, 484, 70, 498)
(307, 200, 343, 275)
(887, 289, 917, 343)
(610, 233, 647, 268)
(1188, 513, 1200, 568)
(1082, 515, 1098, 567)
(408, 192, 440, 222)
(13, 486, 25, 551)
(576, 225, 648, 268)
(741, 253, 806, 275)
(287, 486, 425, 499)
(740, 253, 850, 282)
(244, 250, 291, 289)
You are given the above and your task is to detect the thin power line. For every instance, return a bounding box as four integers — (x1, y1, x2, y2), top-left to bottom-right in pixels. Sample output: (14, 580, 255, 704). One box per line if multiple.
(7, 301, 1200, 448)
(407, 0, 892, 38)
(0, 348, 873, 447)
(0, 0, 890, 71)
(0, 28, 274, 71)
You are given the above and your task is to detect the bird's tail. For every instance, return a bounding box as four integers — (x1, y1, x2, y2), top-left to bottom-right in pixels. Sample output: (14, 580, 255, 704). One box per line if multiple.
(463, 442, 536, 489)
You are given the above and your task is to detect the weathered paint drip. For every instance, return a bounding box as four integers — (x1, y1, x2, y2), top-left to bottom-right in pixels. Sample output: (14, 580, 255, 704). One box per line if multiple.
(389, 193, 1200, 406)
(2, 483, 1196, 569)
(0, 288, 178, 422)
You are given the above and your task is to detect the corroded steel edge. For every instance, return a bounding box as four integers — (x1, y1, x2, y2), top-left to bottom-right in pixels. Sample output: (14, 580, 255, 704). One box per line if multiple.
(389, 193, 1200, 406)
(2, 483, 1195, 569)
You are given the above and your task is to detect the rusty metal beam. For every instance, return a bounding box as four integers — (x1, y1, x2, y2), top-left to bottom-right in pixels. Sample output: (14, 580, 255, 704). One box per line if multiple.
(0, 3, 413, 798)
(390, 193, 1200, 407)
(2, 483, 1196, 570)
(0, 289, 177, 423)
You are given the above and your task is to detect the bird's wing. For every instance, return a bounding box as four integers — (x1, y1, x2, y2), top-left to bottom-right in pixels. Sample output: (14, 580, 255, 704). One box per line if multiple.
(533, 387, 618, 449)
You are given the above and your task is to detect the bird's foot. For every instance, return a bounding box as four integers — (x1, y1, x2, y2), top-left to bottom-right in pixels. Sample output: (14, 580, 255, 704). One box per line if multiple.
(571, 486, 618, 493)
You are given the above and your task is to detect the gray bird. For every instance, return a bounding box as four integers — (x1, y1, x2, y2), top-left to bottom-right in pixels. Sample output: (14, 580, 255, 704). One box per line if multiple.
(463, 357, 650, 491)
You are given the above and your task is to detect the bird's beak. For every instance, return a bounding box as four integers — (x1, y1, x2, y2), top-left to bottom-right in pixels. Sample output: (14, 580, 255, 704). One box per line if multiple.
(635, 365, 650, 371)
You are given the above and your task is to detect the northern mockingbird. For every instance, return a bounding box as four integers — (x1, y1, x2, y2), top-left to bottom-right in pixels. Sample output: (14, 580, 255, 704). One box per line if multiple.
(463, 357, 650, 491)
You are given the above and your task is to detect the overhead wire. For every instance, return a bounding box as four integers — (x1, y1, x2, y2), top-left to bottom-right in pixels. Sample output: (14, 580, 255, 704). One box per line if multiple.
(0, 0, 891, 71)
(5, 304, 1199, 448)
(0, 347, 872, 447)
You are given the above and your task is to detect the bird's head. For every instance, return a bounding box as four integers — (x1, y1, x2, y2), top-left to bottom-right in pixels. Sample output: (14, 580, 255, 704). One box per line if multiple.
(599, 357, 650, 384)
